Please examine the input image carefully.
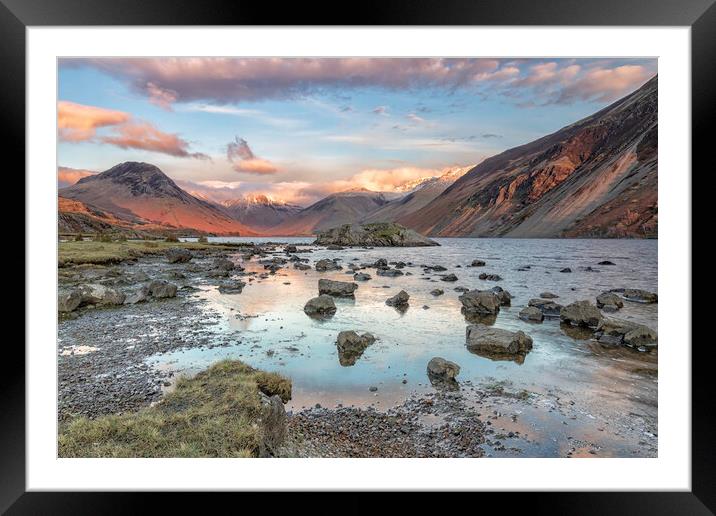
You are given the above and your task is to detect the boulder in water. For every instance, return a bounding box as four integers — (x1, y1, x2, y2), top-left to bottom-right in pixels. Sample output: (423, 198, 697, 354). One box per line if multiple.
(314, 222, 439, 247)
(318, 278, 358, 298)
(458, 289, 501, 315)
(560, 300, 603, 328)
(336, 330, 376, 366)
(386, 290, 410, 307)
(303, 294, 337, 318)
(466, 324, 533, 361)
(315, 258, 342, 272)
(519, 306, 544, 322)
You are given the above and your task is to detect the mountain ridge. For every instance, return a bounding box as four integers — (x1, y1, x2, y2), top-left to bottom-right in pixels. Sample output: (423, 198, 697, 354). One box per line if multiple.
(60, 162, 258, 235)
(399, 75, 658, 238)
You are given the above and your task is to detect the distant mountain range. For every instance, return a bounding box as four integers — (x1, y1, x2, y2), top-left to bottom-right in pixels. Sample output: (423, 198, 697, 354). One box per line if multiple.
(217, 195, 303, 231)
(58, 77, 657, 238)
(362, 165, 474, 225)
(265, 189, 392, 236)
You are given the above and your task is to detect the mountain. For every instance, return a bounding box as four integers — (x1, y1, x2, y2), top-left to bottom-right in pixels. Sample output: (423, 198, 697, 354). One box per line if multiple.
(266, 189, 391, 236)
(400, 75, 658, 238)
(59, 162, 258, 235)
(219, 194, 303, 230)
(362, 165, 474, 224)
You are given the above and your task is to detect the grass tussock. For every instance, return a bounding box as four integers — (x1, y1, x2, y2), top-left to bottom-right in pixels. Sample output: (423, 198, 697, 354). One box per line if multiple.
(58, 360, 291, 458)
(58, 240, 229, 267)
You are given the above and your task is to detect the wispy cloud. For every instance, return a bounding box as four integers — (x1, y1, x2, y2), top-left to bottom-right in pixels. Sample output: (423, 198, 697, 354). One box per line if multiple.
(58, 100, 208, 159)
(61, 57, 657, 109)
(226, 137, 277, 174)
(58, 101, 130, 141)
(101, 121, 209, 159)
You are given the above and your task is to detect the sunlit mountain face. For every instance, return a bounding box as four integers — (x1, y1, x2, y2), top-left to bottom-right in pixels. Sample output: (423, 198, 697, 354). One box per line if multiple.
(58, 57, 657, 236)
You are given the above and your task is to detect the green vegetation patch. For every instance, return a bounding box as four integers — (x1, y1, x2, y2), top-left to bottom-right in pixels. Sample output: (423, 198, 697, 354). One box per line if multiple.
(58, 240, 231, 267)
(58, 360, 291, 458)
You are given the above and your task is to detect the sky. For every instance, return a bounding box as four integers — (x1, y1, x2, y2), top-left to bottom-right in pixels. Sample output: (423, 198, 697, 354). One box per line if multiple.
(58, 57, 657, 206)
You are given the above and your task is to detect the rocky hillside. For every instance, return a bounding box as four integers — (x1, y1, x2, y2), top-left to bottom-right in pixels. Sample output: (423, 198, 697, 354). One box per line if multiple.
(59, 196, 136, 234)
(219, 194, 303, 230)
(400, 76, 658, 238)
(59, 162, 258, 235)
(362, 165, 474, 224)
(267, 189, 392, 236)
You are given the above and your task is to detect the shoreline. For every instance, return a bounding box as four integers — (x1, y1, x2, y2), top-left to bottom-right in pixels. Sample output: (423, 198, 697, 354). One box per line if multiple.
(58, 240, 658, 458)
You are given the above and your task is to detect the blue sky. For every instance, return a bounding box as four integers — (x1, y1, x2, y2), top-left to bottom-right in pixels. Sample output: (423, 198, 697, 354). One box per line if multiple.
(58, 58, 657, 205)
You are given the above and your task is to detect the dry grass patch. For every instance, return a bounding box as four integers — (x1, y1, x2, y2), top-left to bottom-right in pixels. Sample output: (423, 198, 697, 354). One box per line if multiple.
(58, 360, 291, 458)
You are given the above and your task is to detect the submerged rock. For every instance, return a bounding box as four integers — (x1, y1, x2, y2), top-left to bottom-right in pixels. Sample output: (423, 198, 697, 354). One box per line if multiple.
(314, 222, 439, 247)
(430, 289, 445, 296)
(377, 268, 404, 277)
(166, 247, 193, 263)
(303, 294, 337, 318)
(218, 280, 247, 294)
(386, 290, 410, 308)
(466, 324, 533, 362)
(540, 292, 559, 299)
(441, 273, 458, 282)
(353, 272, 372, 281)
(620, 288, 658, 304)
(478, 273, 502, 281)
(470, 259, 486, 267)
(294, 263, 311, 271)
(560, 300, 603, 328)
(458, 289, 501, 315)
(336, 330, 376, 366)
(318, 278, 358, 298)
(560, 268, 572, 273)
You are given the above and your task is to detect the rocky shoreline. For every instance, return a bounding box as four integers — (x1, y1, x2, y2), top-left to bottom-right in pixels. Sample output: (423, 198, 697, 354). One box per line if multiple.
(58, 239, 658, 457)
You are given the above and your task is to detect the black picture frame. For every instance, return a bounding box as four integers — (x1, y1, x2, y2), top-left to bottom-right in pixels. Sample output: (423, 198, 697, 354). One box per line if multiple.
(5, 0, 712, 512)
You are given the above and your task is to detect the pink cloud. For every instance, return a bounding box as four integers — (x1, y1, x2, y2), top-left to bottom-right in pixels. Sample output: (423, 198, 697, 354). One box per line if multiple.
(226, 137, 277, 174)
(146, 82, 178, 110)
(58, 100, 207, 159)
(557, 65, 653, 103)
(100, 121, 209, 159)
(58, 101, 130, 141)
(61, 58, 507, 107)
(57, 166, 96, 187)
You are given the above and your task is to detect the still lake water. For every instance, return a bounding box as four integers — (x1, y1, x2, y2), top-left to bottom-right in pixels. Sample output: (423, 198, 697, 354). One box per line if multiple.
(149, 237, 657, 428)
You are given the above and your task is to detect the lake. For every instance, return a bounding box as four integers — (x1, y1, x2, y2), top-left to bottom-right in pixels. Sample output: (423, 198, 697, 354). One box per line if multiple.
(150, 237, 657, 452)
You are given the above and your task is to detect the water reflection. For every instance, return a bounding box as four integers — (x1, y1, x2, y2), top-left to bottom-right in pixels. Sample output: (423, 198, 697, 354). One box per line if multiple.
(151, 237, 658, 417)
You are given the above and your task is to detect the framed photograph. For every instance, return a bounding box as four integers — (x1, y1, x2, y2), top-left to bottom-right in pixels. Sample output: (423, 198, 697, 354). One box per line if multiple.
(7, 0, 711, 510)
